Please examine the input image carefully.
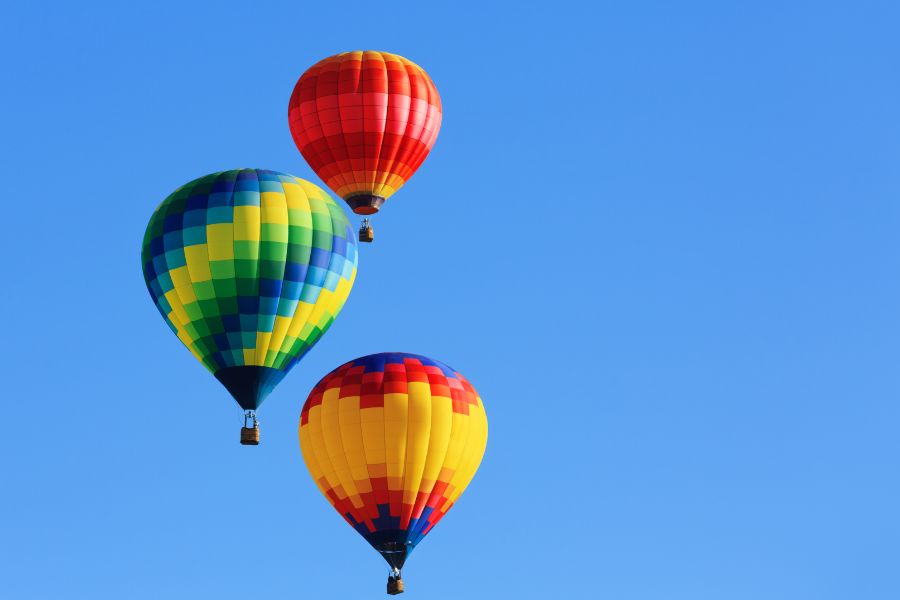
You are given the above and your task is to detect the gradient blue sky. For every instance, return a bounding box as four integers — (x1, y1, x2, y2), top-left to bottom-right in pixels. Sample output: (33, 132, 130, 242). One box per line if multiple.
(2, 1, 899, 598)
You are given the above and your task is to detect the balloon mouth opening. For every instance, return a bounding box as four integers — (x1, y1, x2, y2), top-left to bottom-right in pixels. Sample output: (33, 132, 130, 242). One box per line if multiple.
(214, 366, 287, 411)
(346, 194, 385, 215)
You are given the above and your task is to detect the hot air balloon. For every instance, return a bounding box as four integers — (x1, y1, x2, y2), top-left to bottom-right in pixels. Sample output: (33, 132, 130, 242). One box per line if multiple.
(299, 353, 488, 594)
(288, 51, 442, 243)
(141, 169, 358, 444)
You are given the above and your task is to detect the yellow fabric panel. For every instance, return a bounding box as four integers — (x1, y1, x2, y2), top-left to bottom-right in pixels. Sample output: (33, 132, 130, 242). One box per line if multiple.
(173, 284, 197, 305)
(447, 399, 489, 505)
(267, 315, 293, 366)
(169, 266, 198, 308)
(206, 223, 234, 260)
(242, 348, 256, 364)
(162, 301, 186, 331)
(360, 407, 387, 466)
(339, 268, 357, 298)
(286, 302, 315, 338)
(232, 206, 261, 241)
(418, 394, 453, 493)
(168, 265, 192, 289)
(383, 394, 409, 488)
(338, 395, 370, 483)
(402, 382, 433, 506)
(253, 331, 272, 366)
(306, 293, 330, 325)
(306, 402, 343, 499)
(164, 290, 190, 327)
(282, 186, 315, 262)
(300, 421, 331, 498)
(183, 244, 212, 282)
(437, 405, 474, 507)
(260, 192, 289, 225)
(321, 390, 363, 508)
(281, 181, 304, 204)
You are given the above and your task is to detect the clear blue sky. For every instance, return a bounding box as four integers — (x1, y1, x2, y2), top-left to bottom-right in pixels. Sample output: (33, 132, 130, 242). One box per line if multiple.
(2, 1, 899, 598)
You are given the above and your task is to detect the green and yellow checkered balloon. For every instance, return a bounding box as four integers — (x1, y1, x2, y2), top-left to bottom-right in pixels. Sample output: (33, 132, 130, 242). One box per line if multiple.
(141, 169, 358, 411)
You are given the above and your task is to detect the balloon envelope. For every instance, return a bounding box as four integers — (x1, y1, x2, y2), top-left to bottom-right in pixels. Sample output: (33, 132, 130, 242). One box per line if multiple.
(299, 353, 488, 570)
(288, 51, 442, 215)
(141, 169, 358, 410)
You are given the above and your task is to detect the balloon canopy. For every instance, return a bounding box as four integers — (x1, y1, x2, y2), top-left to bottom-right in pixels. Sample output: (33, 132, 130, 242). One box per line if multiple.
(288, 51, 442, 215)
(141, 169, 358, 412)
(299, 352, 487, 574)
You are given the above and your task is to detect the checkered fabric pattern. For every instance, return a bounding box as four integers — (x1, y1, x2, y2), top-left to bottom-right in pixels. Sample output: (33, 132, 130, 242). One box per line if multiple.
(299, 353, 488, 570)
(288, 51, 442, 212)
(141, 169, 358, 409)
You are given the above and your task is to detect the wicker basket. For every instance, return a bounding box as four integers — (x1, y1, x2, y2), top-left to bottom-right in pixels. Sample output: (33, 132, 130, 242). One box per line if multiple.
(387, 578, 404, 595)
(240, 426, 260, 445)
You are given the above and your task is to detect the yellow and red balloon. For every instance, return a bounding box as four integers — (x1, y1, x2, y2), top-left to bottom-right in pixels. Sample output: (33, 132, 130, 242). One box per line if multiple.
(299, 353, 487, 591)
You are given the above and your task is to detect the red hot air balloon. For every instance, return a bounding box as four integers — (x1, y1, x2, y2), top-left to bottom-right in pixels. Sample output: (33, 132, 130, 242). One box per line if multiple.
(288, 51, 442, 242)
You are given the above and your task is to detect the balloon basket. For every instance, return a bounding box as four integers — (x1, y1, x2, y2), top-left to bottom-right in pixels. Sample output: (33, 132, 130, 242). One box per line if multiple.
(240, 411, 260, 445)
(240, 426, 260, 445)
(387, 577, 404, 595)
(359, 219, 374, 243)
